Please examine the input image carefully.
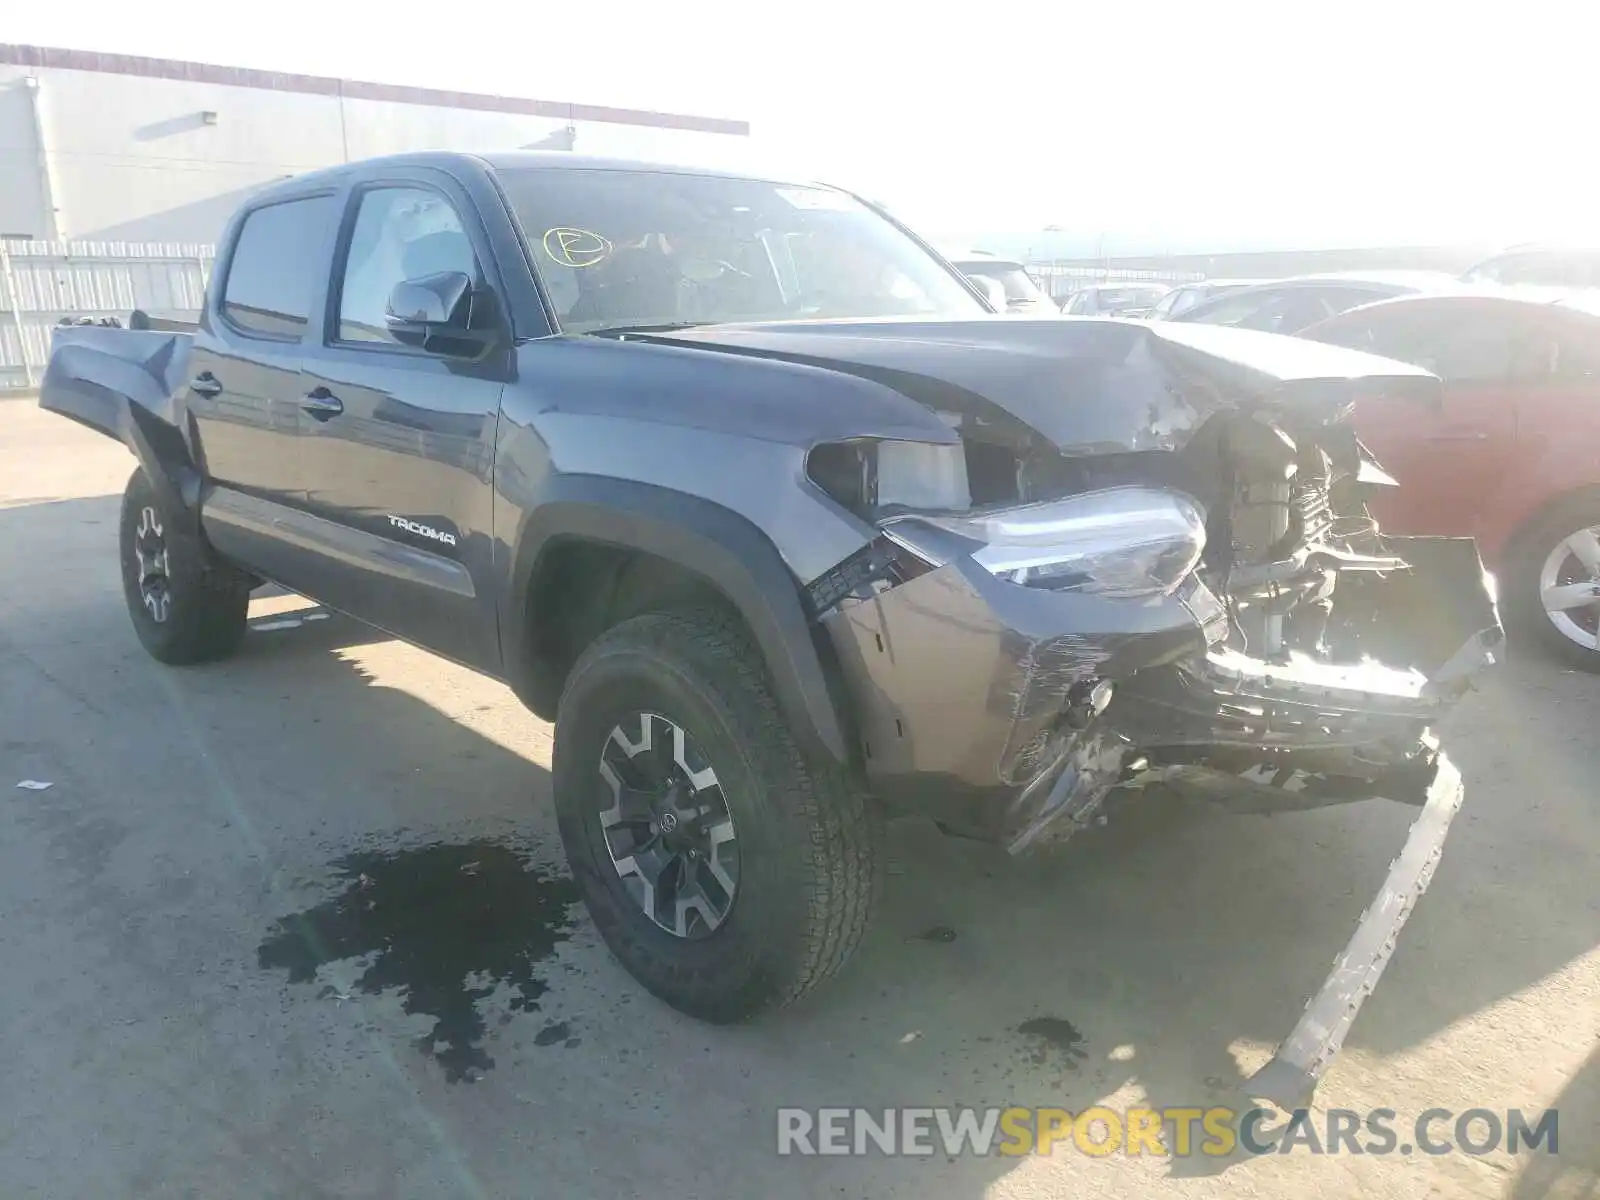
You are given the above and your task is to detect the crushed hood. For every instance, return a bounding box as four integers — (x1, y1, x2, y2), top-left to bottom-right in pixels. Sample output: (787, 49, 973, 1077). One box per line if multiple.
(643, 317, 1441, 455)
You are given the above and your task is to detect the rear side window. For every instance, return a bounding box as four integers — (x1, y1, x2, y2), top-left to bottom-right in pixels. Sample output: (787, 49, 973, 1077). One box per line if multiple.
(1301, 286, 1388, 322)
(1311, 308, 1427, 357)
(1423, 317, 1524, 380)
(222, 196, 336, 339)
(1181, 289, 1283, 328)
(1552, 325, 1600, 378)
(1329, 306, 1524, 381)
(1153, 287, 1199, 318)
(1471, 251, 1600, 288)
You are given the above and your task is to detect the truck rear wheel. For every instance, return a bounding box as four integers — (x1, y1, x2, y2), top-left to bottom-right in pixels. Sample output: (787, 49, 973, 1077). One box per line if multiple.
(119, 468, 249, 665)
(552, 610, 879, 1022)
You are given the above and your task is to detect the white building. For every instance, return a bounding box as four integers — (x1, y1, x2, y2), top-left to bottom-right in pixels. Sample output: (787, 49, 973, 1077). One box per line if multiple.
(0, 43, 751, 246)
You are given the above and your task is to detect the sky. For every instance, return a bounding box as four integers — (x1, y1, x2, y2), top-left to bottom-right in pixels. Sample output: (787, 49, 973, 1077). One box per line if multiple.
(9, 1, 1599, 255)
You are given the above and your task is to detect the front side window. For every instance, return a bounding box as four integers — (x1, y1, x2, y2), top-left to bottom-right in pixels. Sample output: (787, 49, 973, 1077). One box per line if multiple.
(336, 187, 478, 344)
(222, 196, 336, 338)
(495, 168, 984, 332)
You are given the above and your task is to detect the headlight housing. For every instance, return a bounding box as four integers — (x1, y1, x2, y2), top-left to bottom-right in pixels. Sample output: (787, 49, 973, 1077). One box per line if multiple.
(884, 486, 1206, 598)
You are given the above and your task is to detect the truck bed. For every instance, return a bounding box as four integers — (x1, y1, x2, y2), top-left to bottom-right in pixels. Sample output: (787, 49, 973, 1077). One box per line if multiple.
(38, 326, 194, 445)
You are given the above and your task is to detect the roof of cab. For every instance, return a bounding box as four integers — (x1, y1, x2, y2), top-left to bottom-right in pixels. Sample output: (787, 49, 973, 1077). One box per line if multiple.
(247, 149, 834, 205)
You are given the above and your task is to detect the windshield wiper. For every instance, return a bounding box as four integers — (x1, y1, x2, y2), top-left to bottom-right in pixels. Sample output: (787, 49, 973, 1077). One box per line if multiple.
(586, 322, 713, 338)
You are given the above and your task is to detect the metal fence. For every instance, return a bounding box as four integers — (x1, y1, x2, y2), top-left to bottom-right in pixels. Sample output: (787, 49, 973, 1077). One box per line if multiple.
(1029, 263, 1207, 292)
(0, 241, 214, 390)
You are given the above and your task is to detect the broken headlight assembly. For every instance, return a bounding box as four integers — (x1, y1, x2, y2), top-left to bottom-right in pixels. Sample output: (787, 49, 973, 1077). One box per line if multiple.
(885, 487, 1208, 598)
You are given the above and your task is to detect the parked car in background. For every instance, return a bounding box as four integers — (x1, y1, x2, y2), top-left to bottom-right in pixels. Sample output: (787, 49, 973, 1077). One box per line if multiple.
(1461, 243, 1600, 288)
(942, 250, 1059, 315)
(1147, 278, 1266, 320)
(1059, 281, 1171, 317)
(1171, 272, 1462, 335)
(1300, 292, 1600, 668)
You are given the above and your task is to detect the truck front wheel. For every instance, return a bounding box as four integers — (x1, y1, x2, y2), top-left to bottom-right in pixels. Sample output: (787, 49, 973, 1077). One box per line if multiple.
(552, 610, 880, 1022)
(119, 468, 249, 665)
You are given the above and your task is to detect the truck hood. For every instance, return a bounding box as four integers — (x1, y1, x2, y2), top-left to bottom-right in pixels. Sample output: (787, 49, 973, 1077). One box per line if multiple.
(644, 317, 1440, 455)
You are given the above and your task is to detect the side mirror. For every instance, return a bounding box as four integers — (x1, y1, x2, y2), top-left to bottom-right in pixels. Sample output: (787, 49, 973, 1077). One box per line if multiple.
(386, 271, 471, 337)
(385, 267, 502, 355)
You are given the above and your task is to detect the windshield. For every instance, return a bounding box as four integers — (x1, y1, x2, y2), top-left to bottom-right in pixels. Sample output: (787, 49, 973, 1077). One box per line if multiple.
(957, 263, 1049, 305)
(495, 168, 986, 332)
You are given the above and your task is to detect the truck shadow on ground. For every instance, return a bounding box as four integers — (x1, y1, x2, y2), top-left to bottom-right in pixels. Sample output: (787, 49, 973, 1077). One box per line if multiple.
(6, 493, 1594, 1196)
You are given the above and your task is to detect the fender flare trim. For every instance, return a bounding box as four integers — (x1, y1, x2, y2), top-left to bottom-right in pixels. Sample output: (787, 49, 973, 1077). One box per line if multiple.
(504, 475, 851, 764)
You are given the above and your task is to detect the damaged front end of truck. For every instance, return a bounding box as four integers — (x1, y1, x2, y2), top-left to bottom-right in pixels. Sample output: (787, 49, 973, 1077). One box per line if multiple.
(787, 318, 1501, 1105)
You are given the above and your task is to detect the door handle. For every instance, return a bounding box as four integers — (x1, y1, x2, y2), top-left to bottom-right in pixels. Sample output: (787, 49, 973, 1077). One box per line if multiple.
(190, 373, 223, 398)
(300, 388, 344, 421)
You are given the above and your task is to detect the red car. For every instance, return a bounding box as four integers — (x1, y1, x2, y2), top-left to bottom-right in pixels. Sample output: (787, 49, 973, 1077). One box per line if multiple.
(1300, 292, 1600, 668)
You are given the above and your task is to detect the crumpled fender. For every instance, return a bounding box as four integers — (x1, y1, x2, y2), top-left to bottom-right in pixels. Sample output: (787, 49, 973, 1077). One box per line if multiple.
(38, 329, 202, 527)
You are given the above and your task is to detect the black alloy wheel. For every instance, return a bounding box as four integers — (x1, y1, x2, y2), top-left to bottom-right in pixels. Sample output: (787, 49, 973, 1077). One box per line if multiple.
(596, 710, 740, 939)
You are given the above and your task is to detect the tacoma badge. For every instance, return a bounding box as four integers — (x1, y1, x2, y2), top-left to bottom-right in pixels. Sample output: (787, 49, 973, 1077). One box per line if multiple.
(387, 516, 458, 547)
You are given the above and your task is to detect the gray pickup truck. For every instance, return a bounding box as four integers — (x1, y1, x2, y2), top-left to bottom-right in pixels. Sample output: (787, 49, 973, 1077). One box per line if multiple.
(39, 150, 1501, 1105)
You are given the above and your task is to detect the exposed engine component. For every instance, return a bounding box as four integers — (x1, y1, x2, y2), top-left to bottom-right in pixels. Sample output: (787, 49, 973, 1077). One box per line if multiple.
(807, 407, 1410, 664)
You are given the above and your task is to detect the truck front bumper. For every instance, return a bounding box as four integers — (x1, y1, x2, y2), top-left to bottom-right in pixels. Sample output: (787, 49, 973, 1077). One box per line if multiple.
(820, 533, 1499, 1103)
(1244, 745, 1463, 1106)
(821, 534, 1499, 842)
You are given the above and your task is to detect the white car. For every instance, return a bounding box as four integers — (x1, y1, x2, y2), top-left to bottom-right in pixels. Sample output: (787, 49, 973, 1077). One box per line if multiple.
(942, 249, 1061, 316)
(1059, 282, 1172, 318)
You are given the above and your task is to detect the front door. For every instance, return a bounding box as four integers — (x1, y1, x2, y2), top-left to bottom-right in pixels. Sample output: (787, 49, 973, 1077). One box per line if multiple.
(1351, 307, 1525, 538)
(295, 174, 507, 671)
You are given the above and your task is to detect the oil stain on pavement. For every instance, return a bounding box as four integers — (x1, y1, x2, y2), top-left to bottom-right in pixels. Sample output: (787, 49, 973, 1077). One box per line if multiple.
(257, 839, 581, 1082)
(1017, 1016, 1090, 1070)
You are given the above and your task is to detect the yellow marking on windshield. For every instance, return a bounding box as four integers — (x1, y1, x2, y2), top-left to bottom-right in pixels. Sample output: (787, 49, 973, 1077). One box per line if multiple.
(543, 227, 613, 268)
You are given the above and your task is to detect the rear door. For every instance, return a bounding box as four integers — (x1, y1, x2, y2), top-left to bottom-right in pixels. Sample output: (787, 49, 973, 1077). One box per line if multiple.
(187, 191, 339, 588)
(294, 170, 511, 671)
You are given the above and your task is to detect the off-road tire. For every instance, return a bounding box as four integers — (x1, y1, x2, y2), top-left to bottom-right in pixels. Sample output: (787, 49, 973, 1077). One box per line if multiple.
(119, 468, 250, 665)
(1504, 493, 1600, 672)
(552, 609, 880, 1022)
